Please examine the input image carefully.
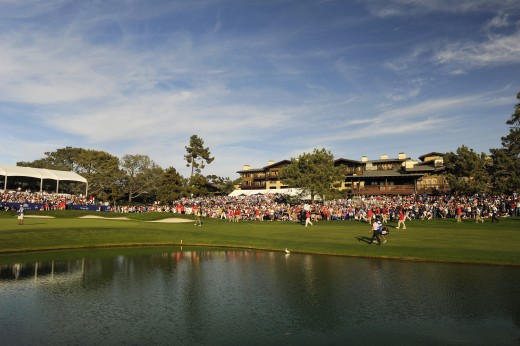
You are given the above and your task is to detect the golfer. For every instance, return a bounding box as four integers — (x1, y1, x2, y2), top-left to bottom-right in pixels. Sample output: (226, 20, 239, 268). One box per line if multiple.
(194, 209, 202, 226)
(370, 219, 381, 245)
(17, 206, 24, 225)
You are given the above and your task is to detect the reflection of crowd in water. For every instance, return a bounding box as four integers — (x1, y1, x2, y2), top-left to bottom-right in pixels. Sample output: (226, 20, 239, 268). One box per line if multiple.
(0, 250, 265, 281)
(2, 190, 519, 222)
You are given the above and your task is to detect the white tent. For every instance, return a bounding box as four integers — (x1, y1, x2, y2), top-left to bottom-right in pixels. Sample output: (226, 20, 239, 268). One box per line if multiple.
(0, 165, 88, 195)
(228, 188, 303, 197)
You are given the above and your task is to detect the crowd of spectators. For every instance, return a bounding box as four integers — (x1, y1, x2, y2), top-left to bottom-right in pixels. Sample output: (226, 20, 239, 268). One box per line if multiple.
(1, 190, 96, 211)
(165, 192, 520, 223)
(2, 189, 519, 223)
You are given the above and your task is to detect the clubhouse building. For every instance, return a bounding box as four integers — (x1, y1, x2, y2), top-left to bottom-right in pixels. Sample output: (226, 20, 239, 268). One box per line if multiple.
(236, 152, 449, 195)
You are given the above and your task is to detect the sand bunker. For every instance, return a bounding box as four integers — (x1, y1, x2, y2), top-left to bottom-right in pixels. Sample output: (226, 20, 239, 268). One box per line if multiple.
(78, 215, 192, 223)
(24, 215, 55, 218)
(148, 218, 193, 223)
(79, 215, 131, 221)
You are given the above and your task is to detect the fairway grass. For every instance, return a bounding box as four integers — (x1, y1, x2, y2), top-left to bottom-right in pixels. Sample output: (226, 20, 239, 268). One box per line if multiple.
(1, 211, 519, 266)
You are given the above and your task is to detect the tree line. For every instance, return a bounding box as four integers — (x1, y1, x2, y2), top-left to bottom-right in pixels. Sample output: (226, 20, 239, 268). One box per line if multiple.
(18, 92, 520, 203)
(18, 135, 237, 204)
(443, 92, 519, 195)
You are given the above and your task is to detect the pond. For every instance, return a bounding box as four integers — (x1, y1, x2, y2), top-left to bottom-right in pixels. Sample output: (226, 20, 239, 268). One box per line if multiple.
(1, 247, 519, 345)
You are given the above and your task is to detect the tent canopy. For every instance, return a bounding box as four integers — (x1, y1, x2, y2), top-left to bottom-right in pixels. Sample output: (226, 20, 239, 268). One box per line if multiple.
(0, 165, 87, 183)
(228, 188, 302, 197)
(0, 165, 88, 193)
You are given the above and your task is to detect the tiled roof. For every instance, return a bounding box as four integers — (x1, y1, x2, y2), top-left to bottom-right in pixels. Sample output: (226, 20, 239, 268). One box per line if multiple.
(404, 166, 436, 172)
(349, 170, 424, 178)
(368, 158, 407, 163)
(418, 152, 445, 161)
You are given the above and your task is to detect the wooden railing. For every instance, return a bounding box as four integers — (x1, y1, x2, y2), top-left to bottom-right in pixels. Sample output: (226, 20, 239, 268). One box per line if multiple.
(354, 185, 450, 195)
(240, 182, 266, 189)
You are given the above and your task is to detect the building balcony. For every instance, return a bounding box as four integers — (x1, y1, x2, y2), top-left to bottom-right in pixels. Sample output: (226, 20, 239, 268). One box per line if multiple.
(239, 182, 266, 190)
(353, 184, 450, 195)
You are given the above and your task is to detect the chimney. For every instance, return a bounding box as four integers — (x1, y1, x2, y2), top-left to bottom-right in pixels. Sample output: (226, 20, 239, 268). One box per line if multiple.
(242, 165, 250, 171)
(398, 152, 407, 160)
(380, 154, 388, 160)
(361, 156, 368, 162)
(405, 160, 416, 169)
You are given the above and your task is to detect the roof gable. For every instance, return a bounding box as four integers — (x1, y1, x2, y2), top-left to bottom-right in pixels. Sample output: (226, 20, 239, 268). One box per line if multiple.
(418, 152, 445, 162)
(264, 160, 291, 169)
(335, 158, 362, 165)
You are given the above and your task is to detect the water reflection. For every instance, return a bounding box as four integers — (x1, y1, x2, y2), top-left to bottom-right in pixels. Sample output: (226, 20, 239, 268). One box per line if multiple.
(0, 248, 519, 345)
(1, 260, 84, 281)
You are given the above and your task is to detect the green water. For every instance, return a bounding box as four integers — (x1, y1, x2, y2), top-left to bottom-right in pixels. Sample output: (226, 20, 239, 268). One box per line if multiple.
(1, 247, 519, 345)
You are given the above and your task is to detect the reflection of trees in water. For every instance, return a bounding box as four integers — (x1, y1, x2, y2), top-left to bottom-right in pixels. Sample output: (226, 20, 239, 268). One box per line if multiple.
(2, 249, 519, 334)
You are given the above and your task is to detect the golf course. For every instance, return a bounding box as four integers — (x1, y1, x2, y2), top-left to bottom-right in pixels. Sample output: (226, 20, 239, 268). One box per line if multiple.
(1, 210, 519, 266)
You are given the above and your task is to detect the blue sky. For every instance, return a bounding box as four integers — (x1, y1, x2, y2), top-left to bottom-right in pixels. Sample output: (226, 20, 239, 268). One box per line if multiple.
(1, 0, 519, 179)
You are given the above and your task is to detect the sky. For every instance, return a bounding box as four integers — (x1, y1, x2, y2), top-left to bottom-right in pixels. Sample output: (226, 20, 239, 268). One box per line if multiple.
(1, 0, 520, 179)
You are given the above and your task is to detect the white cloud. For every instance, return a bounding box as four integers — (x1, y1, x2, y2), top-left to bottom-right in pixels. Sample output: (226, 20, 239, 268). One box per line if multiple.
(0, 32, 132, 104)
(448, 69, 466, 75)
(364, 0, 520, 18)
(383, 27, 520, 75)
(332, 92, 504, 144)
(345, 116, 446, 140)
(433, 31, 520, 68)
(485, 14, 510, 30)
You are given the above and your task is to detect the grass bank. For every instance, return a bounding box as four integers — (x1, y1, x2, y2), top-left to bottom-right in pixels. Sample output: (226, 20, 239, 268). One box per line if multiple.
(1, 211, 519, 265)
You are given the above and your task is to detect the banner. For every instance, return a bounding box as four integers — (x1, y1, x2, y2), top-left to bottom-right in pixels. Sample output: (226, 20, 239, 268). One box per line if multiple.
(1, 202, 110, 212)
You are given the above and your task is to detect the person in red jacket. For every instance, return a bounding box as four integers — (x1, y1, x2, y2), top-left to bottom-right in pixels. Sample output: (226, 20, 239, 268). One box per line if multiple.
(456, 205, 462, 223)
(367, 208, 373, 223)
(305, 211, 313, 227)
(396, 209, 407, 229)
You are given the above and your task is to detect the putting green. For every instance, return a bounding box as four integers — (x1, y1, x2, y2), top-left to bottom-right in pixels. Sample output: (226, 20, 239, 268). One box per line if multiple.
(1, 211, 519, 266)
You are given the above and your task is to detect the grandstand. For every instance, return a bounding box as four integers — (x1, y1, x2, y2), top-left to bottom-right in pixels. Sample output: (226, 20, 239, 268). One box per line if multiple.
(0, 165, 88, 195)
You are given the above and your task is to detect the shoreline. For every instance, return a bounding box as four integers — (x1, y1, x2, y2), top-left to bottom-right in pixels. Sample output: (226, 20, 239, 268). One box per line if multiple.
(23, 215, 194, 223)
(1, 214, 519, 267)
(0, 242, 518, 267)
